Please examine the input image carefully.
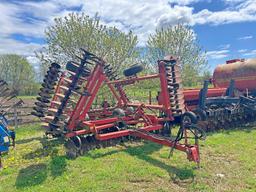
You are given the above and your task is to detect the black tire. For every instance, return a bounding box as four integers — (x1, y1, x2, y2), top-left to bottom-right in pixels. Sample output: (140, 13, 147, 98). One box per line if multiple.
(65, 136, 81, 159)
(181, 111, 198, 126)
(126, 107, 135, 114)
(193, 109, 207, 121)
(112, 108, 125, 117)
(123, 64, 143, 77)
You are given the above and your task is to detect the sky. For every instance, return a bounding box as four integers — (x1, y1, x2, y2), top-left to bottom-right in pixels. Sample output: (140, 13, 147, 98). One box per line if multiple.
(0, 0, 256, 72)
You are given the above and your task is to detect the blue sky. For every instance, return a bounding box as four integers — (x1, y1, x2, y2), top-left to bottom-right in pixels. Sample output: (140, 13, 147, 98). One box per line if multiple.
(0, 0, 255, 71)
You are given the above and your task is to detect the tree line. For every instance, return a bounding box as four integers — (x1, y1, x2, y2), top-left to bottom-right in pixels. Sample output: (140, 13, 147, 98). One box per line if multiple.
(0, 54, 39, 95)
(0, 13, 210, 95)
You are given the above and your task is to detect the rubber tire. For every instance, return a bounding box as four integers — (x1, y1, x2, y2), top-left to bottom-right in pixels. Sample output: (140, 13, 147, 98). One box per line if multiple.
(65, 137, 81, 159)
(123, 64, 143, 77)
(126, 107, 135, 114)
(193, 109, 207, 121)
(112, 108, 125, 117)
(181, 111, 198, 125)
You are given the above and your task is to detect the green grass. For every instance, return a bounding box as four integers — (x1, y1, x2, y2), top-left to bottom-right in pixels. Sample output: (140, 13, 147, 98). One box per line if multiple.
(17, 95, 37, 100)
(1, 124, 256, 192)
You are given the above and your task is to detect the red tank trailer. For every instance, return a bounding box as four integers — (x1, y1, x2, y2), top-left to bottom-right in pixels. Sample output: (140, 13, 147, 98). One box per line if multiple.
(213, 58, 256, 92)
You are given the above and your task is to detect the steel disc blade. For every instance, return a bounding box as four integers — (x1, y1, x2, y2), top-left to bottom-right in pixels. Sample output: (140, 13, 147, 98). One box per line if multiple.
(48, 122, 60, 129)
(31, 111, 45, 117)
(45, 73, 58, 81)
(38, 92, 52, 99)
(47, 69, 59, 76)
(40, 87, 54, 94)
(51, 62, 61, 69)
(43, 78, 56, 86)
(41, 82, 54, 90)
(37, 96, 50, 103)
(33, 106, 47, 114)
(66, 61, 91, 77)
(35, 101, 48, 108)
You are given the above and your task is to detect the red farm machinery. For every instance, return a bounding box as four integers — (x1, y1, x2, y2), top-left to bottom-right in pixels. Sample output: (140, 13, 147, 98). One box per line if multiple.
(32, 49, 256, 166)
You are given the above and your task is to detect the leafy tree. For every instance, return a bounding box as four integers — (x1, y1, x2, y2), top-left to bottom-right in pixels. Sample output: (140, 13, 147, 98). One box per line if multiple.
(202, 70, 212, 81)
(36, 13, 138, 75)
(147, 24, 207, 87)
(0, 54, 37, 95)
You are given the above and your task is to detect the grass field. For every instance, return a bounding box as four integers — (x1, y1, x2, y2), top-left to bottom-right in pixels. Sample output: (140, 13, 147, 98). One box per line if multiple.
(0, 124, 256, 192)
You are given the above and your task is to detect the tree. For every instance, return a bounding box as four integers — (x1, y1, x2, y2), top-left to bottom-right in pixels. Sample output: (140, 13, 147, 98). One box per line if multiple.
(0, 54, 37, 95)
(36, 13, 138, 75)
(146, 24, 207, 87)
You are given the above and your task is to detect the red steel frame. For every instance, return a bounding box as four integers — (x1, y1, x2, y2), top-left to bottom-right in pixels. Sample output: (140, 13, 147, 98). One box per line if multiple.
(61, 58, 225, 164)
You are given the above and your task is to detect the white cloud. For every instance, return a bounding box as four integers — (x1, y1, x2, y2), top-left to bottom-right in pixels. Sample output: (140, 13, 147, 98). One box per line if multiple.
(238, 35, 253, 40)
(206, 50, 229, 59)
(238, 49, 247, 53)
(223, 0, 246, 5)
(0, 0, 79, 66)
(79, 0, 256, 45)
(219, 44, 231, 49)
(0, 38, 44, 56)
(193, 0, 256, 25)
(0, 2, 48, 38)
(80, 0, 198, 45)
(243, 50, 256, 56)
(168, 0, 201, 5)
(0, 0, 255, 61)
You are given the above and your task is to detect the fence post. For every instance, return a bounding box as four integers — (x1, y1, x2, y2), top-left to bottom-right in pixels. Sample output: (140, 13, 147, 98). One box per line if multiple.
(14, 102, 18, 129)
(149, 90, 152, 104)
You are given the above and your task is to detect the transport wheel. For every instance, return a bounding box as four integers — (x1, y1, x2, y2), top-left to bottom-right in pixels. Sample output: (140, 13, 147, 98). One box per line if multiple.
(126, 107, 135, 114)
(181, 111, 198, 126)
(193, 109, 207, 121)
(79, 136, 89, 155)
(112, 108, 125, 117)
(65, 136, 82, 159)
(123, 64, 143, 77)
(161, 121, 171, 137)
